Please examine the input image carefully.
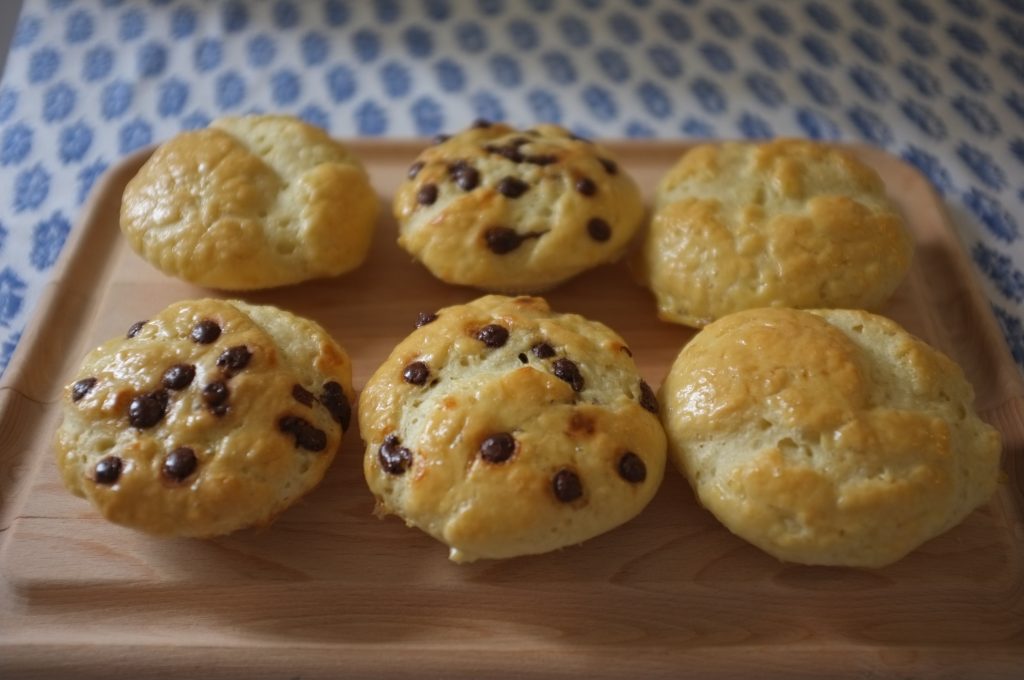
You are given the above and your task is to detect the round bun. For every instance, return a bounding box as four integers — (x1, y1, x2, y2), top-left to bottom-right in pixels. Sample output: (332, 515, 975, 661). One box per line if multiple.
(55, 299, 355, 537)
(661, 307, 1001, 567)
(359, 295, 666, 562)
(635, 139, 913, 327)
(120, 115, 378, 290)
(393, 122, 644, 293)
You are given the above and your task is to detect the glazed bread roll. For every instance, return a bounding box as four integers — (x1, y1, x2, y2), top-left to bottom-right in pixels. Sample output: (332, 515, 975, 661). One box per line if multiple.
(635, 139, 913, 327)
(121, 115, 378, 290)
(55, 299, 354, 537)
(359, 294, 667, 562)
(660, 307, 1001, 567)
(394, 121, 645, 293)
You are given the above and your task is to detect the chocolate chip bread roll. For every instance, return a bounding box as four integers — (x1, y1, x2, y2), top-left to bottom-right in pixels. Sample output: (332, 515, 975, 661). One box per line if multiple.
(661, 307, 1001, 567)
(55, 299, 354, 537)
(635, 139, 913, 327)
(121, 115, 378, 290)
(359, 295, 667, 562)
(394, 122, 645, 293)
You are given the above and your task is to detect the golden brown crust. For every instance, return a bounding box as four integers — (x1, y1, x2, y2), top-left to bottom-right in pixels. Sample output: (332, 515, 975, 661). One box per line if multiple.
(54, 299, 355, 537)
(660, 307, 1001, 567)
(120, 115, 378, 290)
(393, 123, 645, 293)
(634, 140, 913, 327)
(359, 295, 667, 562)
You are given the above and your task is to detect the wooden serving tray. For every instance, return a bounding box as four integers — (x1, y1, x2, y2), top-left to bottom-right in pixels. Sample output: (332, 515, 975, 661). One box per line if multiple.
(1, 142, 1022, 678)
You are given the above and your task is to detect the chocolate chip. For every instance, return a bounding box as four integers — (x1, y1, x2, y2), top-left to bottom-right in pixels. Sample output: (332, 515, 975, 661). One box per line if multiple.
(518, 353, 528, 364)
(321, 381, 351, 431)
(216, 345, 252, 375)
(510, 137, 529, 147)
(279, 416, 327, 452)
(417, 183, 438, 206)
(639, 380, 659, 414)
(407, 161, 425, 179)
(71, 377, 97, 402)
(599, 157, 618, 175)
(497, 176, 529, 198)
(94, 456, 123, 485)
(575, 177, 597, 196)
(621, 345, 633, 357)
(432, 133, 450, 145)
(292, 384, 315, 407)
(524, 154, 557, 165)
(484, 227, 524, 254)
(552, 358, 584, 392)
(531, 342, 556, 359)
(451, 163, 480, 191)
(552, 468, 583, 502)
(618, 452, 647, 483)
(476, 324, 509, 348)
(479, 433, 516, 463)
(403, 360, 430, 385)
(203, 381, 229, 415)
(190, 320, 221, 344)
(472, 118, 491, 128)
(587, 217, 611, 242)
(415, 311, 438, 328)
(379, 434, 413, 475)
(486, 144, 525, 162)
(127, 320, 147, 338)
(163, 447, 198, 482)
(161, 364, 195, 390)
(128, 390, 168, 429)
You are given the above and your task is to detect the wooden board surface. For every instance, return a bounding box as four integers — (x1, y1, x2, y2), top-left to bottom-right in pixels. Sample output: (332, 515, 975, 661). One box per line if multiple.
(1, 142, 1022, 679)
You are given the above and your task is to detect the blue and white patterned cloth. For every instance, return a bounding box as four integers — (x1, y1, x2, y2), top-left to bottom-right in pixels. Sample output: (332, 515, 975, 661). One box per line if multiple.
(1, 0, 1022, 373)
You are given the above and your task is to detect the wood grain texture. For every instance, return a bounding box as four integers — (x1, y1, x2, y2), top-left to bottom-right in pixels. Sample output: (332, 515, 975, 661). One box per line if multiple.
(1, 142, 1022, 678)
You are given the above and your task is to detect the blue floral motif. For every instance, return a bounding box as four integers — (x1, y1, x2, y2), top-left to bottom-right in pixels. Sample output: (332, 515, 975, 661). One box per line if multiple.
(609, 12, 642, 45)
(28, 48, 61, 84)
(1000, 17, 1024, 44)
(455, 22, 488, 54)
(558, 15, 591, 47)
(848, 106, 892, 146)
(271, 70, 301, 106)
(738, 112, 773, 139)
(625, 121, 655, 138)
(59, 121, 93, 162)
(0, 332, 22, 370)
(274, 0, 301, 29)
(170, 5, 197, 39)
(947, 23, 988, 55)
(119, 118, 152, 154)
(137, 42, 167, 78)
(66, 9, 95, 43)
(0, 89, 17, 123)
(801, 34, 838, 68)
(974, 243, 1024, 303)
(957, 143, 1007, 190)
(299, 32, 329, 67)
(852, 0, 887, 27)
(355, 100, 388, 136)
(478, 0, 504, 17)
(993, 306, 1024, 366)
(381, 62, 412, 98)
(527, 89, 561, 123)
(158, 78, 189, 117)
(964, 188, 1019, 242)
(542, 51, 577, 85)
(899, 60, 941, 97)
(216, 72, 247, 110)
(403, 27, 432, 59)
(950, 56, 992, 93)
(902, 145, 953, 194)
(434, 59, 465, 93)
(83, 46, 115, 83)
(795, 107, 840, 139)
(899, 99, 946, 139)
(692, 77, 726, 114)
(1006, 91, 1024, 120)
(411, 96, 444, 135)
(707, 7, 742, 38)
(0, 269, 26, 328)
(101, 80, 133, 120)
(949, 0, 986, 18)
(119, 7, 146, 41)
(658, 11, 692, 41)
(490, 54, 522, 87)
(746, 73, 785, 108)
(1011, 138, 1024, 165)
(952, 96, 1001, 136)
(1003, 51, 1024, 84)
(898, 27, 935, 58)
(180, 111, 211, 131)
(647, 45, 682, 78)
(298, 105, 329, 130)
(326, 65, 357, 102)
(194, 39, 223, 73)
(755, 5, 791, 36)
(582, 85, 619, 121)
(248, 35, 277, 69)
(325, 0, 350, 26)
(14, 164, 51, 213)
(508, 19, 540, 50)
(752, 37, 789, 71)
(850, 29, 888, 64)
(1, 124, 32, 166)
(849, 66, 889, 102)
(680, 117, 716, 138)
(12, 15, 42, 49)
(375, 0, 401, 24)
(77, 158, 108, 204)
(700, 42, 734, 74)
(221, 1, 249, 33)
(898, 0, 935, 24)
(638, 81, 671, 119)
(30, 212, 70, 271)
(0, 221, 6, 255)
(805, 3, 840, 32)
(471, 90, 505, 122)
(799, 70, 838, 107)
(597, 49, 630, 84)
